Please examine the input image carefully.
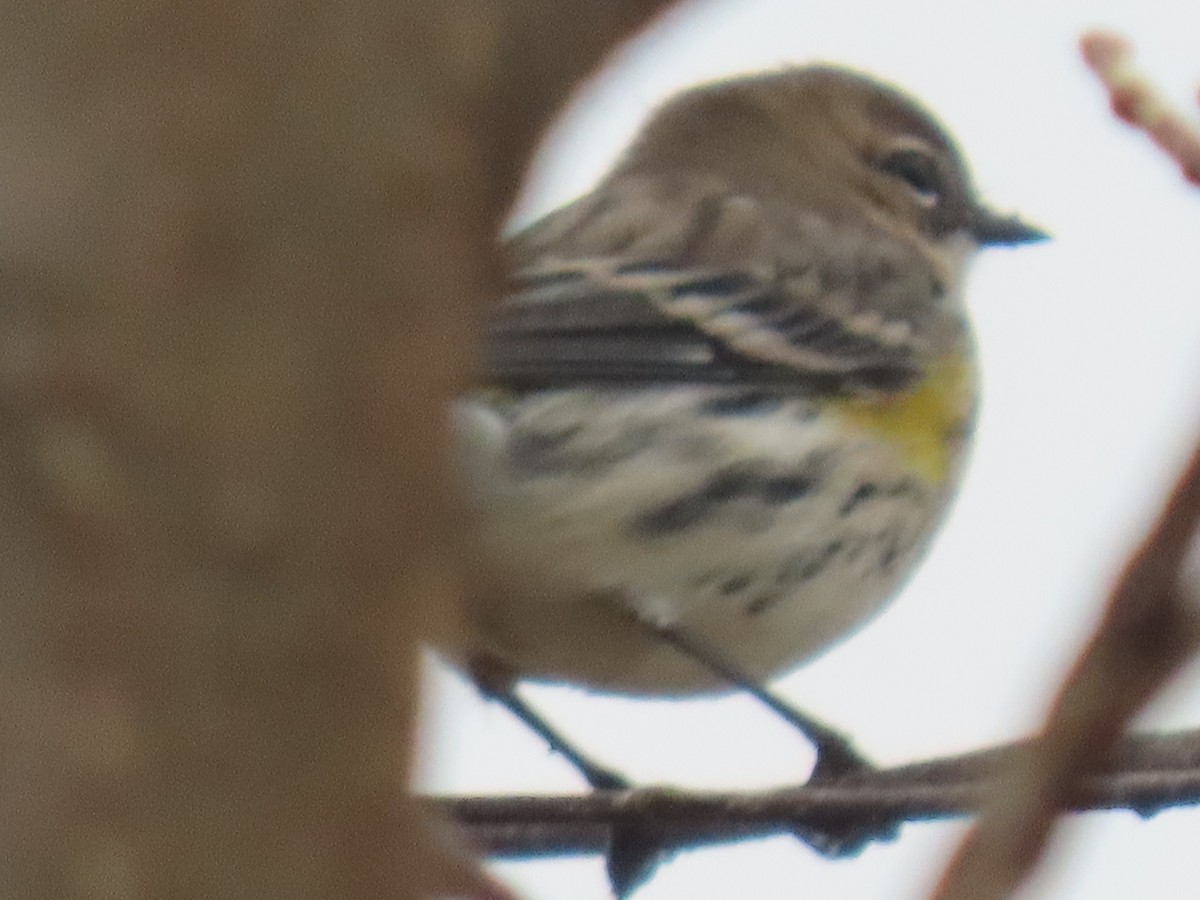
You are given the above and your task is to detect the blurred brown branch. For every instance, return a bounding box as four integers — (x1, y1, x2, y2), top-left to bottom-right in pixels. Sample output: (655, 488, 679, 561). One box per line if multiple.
(0, 2, 676, 898)
(1081, 29, 1200, 184)
(927, 33, 1200, 900)
(429, 728, 1200, 858)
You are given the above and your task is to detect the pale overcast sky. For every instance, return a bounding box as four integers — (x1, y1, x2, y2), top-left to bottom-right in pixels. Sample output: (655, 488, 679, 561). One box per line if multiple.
(419, 2, 1200, 898)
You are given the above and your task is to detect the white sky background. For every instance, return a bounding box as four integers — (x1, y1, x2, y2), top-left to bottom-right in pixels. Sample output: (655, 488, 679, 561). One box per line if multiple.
(418, 2, 1200, 897)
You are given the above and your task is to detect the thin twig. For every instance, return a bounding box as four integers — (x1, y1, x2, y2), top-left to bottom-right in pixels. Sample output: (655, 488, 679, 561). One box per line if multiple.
(428, 728, 1200, 858)
(1080, 30, 1200, 184)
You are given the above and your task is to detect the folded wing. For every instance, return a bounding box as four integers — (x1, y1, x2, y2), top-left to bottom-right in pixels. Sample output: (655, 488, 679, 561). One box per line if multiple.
(485, 175, 948, 396)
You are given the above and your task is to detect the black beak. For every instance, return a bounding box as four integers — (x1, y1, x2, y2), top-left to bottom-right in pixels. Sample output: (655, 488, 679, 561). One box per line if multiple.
(970, 207, 1049, 246)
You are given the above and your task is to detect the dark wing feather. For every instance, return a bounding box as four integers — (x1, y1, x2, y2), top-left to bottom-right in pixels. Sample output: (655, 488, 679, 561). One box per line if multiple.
(485, 176, 948, 395)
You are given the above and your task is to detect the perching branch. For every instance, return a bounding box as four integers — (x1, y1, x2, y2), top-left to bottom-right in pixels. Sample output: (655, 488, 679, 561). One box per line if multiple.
(429, 728, 1200, 858)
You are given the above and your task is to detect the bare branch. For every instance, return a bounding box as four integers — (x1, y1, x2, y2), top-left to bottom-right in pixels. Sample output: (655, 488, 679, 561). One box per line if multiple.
(428, 729, 1200, 858)
(1080, 30, 1200, 185)
(930, 413, 1200, 898)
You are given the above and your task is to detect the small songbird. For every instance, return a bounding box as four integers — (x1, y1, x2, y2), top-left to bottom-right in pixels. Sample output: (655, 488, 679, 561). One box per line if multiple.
(451, 65, 1043, 878)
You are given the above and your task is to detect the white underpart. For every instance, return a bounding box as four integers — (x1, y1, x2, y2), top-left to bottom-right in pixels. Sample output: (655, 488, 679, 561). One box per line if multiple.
(453, 383, 973, 696)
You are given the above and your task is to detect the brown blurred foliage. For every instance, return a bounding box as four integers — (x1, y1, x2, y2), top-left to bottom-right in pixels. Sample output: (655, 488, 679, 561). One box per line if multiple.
(0, 2, 674, 897)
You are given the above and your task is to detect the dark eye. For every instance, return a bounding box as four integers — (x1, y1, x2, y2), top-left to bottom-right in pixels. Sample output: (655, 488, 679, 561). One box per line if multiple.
(878, 147, 943, 202)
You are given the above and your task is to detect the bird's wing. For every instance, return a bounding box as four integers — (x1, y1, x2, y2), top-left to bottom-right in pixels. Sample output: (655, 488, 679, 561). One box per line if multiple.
(485, 176, 948, 395)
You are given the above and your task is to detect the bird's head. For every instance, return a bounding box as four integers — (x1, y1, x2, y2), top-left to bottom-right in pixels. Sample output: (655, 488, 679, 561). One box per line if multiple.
(615, 66, 1046, 255)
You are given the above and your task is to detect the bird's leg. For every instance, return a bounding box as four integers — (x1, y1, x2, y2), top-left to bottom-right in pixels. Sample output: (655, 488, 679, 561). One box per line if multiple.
(627, 614, 901, 857)
(468, 657, 628, 791)
(630, 618, 871, 780)
(468, 657, 662, 898)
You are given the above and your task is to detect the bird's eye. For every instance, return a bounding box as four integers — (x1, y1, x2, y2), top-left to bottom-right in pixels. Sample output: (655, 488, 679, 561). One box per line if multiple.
(877, 147, 943, 203)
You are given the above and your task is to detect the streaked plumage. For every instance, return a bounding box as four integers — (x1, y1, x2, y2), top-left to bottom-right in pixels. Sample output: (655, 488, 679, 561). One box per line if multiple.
(453, 66, 1043, 696)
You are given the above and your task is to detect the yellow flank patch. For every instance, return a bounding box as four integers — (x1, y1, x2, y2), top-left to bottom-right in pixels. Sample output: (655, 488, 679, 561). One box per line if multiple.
(835, 358, 976, 484)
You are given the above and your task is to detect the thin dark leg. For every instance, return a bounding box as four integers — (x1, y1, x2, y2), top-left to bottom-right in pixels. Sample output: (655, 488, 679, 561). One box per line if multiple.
(468, 659, 658, 897)
(632, 618, 870, 779)
(487, 691, 628, 792)
(629, 616, 898, 856)
(468, 658, 628, 791)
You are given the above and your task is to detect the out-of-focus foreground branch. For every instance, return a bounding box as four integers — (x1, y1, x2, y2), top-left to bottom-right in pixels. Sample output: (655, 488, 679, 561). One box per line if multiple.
(1080, 30, 1200, 185)
(929, 32, 1200, 900)
(0, 2, 675, 898)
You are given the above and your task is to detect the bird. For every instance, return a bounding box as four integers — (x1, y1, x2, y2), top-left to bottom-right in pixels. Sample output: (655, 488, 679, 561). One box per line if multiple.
(449, 64, 1044, 894)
